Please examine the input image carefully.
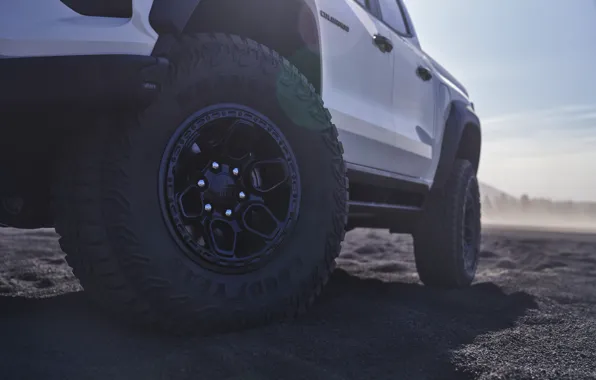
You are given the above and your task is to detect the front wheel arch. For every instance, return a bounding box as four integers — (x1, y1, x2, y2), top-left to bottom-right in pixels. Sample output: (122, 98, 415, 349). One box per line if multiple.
(149, 0, 203, 34)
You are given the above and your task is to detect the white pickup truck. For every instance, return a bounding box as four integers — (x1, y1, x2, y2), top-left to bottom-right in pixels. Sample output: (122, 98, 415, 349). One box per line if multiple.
(0, 0, 482, 333)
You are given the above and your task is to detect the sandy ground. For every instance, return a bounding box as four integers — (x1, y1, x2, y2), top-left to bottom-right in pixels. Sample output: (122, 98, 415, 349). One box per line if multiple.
(1, 226, 595, 380)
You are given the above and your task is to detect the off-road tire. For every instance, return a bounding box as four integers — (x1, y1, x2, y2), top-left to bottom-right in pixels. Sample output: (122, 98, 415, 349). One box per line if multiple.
(413, 159, 481, 288)
(52, 33, 348, 334)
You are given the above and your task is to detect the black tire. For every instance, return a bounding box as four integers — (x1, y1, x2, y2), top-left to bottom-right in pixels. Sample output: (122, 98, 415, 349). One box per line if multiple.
(52, 33, 348, 333)
(413, 159, 481, 288)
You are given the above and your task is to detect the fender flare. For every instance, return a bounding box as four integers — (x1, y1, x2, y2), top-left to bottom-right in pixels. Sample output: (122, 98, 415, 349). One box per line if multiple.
(432, 100, 482, 191)
(149, 0, 204, 34)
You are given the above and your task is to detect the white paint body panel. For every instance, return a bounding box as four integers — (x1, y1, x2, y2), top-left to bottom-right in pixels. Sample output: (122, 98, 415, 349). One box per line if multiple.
(316, 1, 400, 173)
(0, 0, 472, 187)
(314, 0, 464, 184)
(387, 31, 435, 177)
(0, 0, 157, 57)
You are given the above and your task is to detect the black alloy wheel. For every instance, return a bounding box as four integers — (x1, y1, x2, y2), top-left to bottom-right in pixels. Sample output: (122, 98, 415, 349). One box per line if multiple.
(160, 105, 301, 274)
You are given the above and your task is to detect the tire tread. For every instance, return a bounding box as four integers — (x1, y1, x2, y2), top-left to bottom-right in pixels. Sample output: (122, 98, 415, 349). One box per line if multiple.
(52, 33, 349, 333)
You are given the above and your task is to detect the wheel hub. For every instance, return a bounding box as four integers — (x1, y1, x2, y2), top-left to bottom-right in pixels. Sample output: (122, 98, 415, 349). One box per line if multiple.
(159, 104, 301, 274)
(203, 164, 240, 208)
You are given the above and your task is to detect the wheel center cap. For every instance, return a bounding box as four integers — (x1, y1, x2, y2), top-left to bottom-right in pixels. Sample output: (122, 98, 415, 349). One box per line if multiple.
(205, 171, 238, 205)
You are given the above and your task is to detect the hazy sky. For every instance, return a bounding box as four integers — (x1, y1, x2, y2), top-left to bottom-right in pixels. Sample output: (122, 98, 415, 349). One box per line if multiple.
(404, 0, 596, 202)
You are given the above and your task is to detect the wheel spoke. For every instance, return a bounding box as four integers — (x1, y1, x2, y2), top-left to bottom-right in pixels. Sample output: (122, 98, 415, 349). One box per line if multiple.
(173, 146, 208, 183)
(195, 136, 220, 155)
(204, 219, 237, 257)
(224, 119, 250, 145)
(222, 119, 261, 161)
(241, 202, 282, 240)
(177, 186, 204, 220)
(249, 158, 289, 194)
(195, 121, 230, 155)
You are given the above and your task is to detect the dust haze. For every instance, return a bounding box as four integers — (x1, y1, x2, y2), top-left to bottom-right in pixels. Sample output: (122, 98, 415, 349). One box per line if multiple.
(480, 182, 596, 233)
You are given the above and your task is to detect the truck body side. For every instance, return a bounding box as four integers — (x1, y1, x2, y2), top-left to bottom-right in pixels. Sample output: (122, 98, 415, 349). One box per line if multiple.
(0, 0, 480, 231)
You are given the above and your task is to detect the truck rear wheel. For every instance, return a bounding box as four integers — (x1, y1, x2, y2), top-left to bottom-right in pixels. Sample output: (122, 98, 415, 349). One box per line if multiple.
(52, 33, 348, 333)
(413, 159, 481, 288)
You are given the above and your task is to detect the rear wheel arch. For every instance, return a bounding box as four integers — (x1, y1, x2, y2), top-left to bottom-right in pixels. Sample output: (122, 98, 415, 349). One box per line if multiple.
(456, 121, 482, 173)
(432, 100, 482, 190)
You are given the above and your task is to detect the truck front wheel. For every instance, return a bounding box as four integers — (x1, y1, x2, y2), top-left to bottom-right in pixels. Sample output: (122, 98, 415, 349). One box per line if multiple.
(52, 34, 348, 333)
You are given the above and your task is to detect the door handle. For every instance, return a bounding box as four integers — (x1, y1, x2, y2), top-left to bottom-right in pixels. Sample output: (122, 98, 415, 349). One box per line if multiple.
(416, 66, 433, 81)
(373, 34, 393, 53)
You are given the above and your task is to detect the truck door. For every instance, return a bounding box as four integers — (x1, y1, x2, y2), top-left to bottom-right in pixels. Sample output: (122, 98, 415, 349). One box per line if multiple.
(374, 0, 438, 180)
(317, 0, 401, 173)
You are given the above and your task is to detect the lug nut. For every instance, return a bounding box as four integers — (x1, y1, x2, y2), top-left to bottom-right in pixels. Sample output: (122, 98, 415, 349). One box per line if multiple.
(211, 162, 220, 170)
(204, 204, 213, 212)
(239, 191, 246, 200)
(225, 209, 233, 217)
(197, 179, 206, 188)
(232, 168, 239, 176)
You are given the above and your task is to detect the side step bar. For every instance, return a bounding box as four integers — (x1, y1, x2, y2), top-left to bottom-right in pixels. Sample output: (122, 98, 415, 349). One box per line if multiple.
(348, 201, 421, 215)
(347, 201, 423, 234)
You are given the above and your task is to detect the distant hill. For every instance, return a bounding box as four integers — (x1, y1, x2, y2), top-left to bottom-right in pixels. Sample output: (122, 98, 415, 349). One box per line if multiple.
(479, 182, 515, 202)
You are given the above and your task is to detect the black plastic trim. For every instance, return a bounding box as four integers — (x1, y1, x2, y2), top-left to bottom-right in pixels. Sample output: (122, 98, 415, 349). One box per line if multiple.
(60, 0, 132, 18)
(346, 163, 427, 231)
(352, 0, 382, 19)
(397, 0, 418, 40)
(149, 0, 203, 34)
(432, 100, 481, 190)
(0, 55, 169, 112)
(346, 163, 429, 196)
(346, 200, 421, 233)
(348, 201, 421, 214)
(368, 0, 414, 39)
